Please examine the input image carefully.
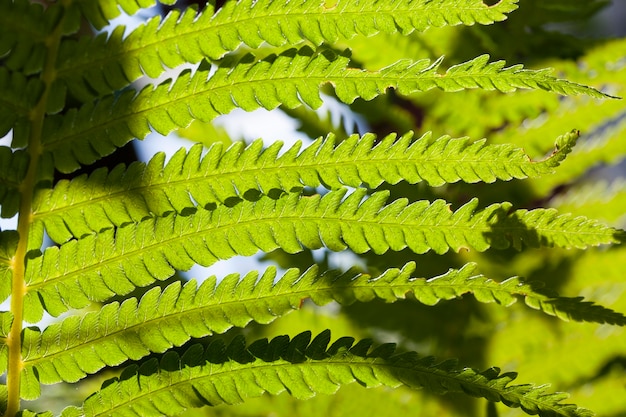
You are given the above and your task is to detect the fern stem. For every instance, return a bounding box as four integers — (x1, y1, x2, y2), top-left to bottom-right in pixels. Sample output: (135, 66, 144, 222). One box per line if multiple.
(5, 3, 66, 415)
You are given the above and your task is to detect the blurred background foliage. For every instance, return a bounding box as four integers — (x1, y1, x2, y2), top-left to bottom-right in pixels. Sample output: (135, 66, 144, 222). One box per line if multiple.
(37, 0, 626, 416)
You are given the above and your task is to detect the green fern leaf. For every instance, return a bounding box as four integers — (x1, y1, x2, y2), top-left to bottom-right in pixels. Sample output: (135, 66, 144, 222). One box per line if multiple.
(23, 261, 626, 385)
(489, 38, 626, 158)
(529, 118, 626, 197)
(0, 231, 17, 305)
(0, 0, 80, 77)
(44, 47, 608, 173)
(0, 68, 43, 147)
(0, 0, 47, 74)
(0, 147, 28, 218)
(24, 190, 620, 322)
(59, 0, 520, 98)
(60, 331, 593, 417)
(0, 311, 12, 375)
(19, 367, 40, 401)
(34, 130, 578, 243)
(523, 294, 626, 325)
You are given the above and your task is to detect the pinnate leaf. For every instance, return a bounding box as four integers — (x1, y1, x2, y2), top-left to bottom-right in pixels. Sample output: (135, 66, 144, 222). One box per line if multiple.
(24, 190, 620, 322)
(23, 262, 626, 385)
(60, 331, 593, 417)
(44, 47, 607, 173)
(34, 130, 579, 243)
(59, 0, 520, 97)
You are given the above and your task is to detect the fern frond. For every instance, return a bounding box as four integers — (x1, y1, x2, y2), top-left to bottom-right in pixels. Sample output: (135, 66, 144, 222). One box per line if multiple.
(529, 118, 626, 197)
(0, 68, 43, 147)
(34, 130, 578, 243)
(338, 32, 435, 70)
(23, 261, 626, 385)
(489, 38, 626, 157)
(24, 190, 619, 322)
(524, 295, 626, 325)
(0, 311, 12, 375)
(59, 331, 593, 417)
(0, 147, 28, 218)
(0, 0, 47, 73)
(58, 0, 519, 98)
(21, 263, 457, 384)
(0, 231, 17, 305)
(45, 47, 608, 173)
(417, 88, 561, 139)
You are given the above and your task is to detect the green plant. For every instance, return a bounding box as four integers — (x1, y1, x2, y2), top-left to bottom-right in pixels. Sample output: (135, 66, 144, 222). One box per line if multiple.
(1, 0, 625, 416)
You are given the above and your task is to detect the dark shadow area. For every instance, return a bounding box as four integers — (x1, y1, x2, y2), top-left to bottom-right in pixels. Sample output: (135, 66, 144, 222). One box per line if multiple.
(53, 141, 138, 183)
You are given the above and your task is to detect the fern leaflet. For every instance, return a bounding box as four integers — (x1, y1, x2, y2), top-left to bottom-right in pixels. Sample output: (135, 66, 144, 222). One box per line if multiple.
(0, 68, 43, 147)
(44, 47, 608, 173)
(22, 262, 626, 387)
(0, 311, 12, 376)
(58, 331, 593, 417)
(0, 0, 48, 73)
(529, 117, 626, 196)
(23, 189, 620, 322)
(58, 0, 520, 99)
(0, 231, 17, 305)
(0, 147, 28, 218)
(34, 130, 579, 243)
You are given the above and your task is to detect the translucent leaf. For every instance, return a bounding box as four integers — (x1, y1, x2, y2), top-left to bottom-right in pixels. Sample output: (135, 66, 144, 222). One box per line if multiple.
(34, 130, 578, 243)
(58, 0, 520, 96)
(0, 311, 12, 374)
(65, 331, 593, 417)
(19, 366, 40, 401)
(24, 190, 620, 322)
(24, 262, 626, 384)
(0, 231, 18, 305)
(44, 48, 608, 173)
